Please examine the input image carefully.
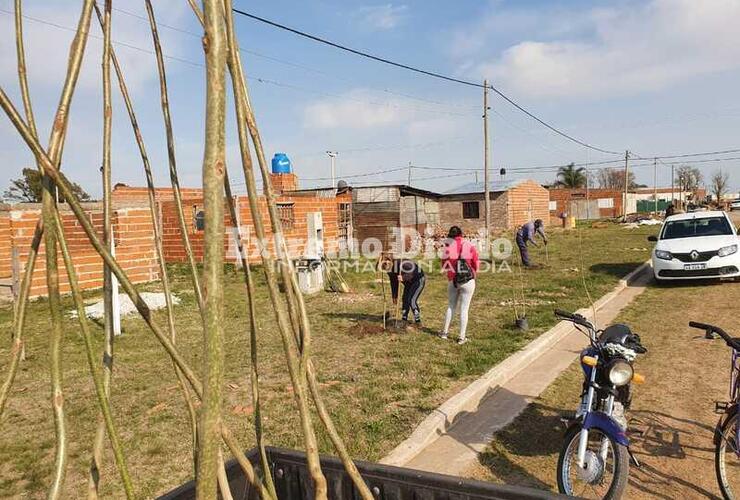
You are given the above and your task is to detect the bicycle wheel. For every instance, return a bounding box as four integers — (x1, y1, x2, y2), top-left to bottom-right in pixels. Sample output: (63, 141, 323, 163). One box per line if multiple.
(557, 424, 630, 499)
(716, 413, 740, 500)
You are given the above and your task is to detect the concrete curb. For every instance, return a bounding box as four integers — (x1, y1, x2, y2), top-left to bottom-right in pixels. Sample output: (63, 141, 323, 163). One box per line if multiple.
(380, 260, 652, 467)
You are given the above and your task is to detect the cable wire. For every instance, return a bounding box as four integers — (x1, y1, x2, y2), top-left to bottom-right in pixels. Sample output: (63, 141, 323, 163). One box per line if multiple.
(231, 7, 624, 155)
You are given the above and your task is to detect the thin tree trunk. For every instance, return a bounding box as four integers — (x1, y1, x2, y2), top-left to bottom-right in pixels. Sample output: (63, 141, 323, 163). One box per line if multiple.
(0, 0, 44, 420)
(185, 1, 330, 494)
(39, 1, 96, 497)
(215, 5, 328, 496)
(53, 210, 134, 498)
(89, 1, 114, 497)
(144, 0, 205, 317)
(197, 0, 228, 496)
(218, 3, 372, 497)
(92, 1, 200, 480)
(0, 86, 269, 499)
(223, 172, 277, 499)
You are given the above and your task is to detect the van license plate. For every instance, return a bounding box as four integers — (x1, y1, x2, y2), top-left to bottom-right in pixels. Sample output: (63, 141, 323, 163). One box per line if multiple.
(684, 263, 706, 270)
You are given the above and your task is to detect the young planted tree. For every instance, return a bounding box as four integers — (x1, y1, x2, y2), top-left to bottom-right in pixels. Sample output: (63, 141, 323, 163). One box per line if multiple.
(711, 169, 730, 204)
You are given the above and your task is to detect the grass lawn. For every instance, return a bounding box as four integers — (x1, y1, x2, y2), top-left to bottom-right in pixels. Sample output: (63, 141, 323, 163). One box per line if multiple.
(0, 223, 658, 498)
(468, 275, 740, 499)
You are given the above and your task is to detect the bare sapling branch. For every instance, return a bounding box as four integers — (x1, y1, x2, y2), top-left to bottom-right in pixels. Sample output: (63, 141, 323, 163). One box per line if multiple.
(0, 85, 269, 499)
(223, 170, 277, 499)
(0, 0, 44, 420)
(217, 2, 372, 497)
(144, 0, 205, 317)
(88, 1, 115, 496)
(199, 2, 328, 496)
(92, 0, 200, 478)
(52, 210, 134, 498)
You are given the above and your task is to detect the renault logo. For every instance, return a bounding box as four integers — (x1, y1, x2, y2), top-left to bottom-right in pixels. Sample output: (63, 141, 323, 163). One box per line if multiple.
(690, 250, 700, 261)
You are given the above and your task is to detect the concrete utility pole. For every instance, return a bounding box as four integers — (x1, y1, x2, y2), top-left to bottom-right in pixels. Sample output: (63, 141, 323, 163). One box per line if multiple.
(483, 79, 491, 255)
(326, 151, 338, 187)
(407, 161, 412, 186)
(653, 157, 658, 215)
(623, 150, 630, 220)
(671, 164, 675, 205)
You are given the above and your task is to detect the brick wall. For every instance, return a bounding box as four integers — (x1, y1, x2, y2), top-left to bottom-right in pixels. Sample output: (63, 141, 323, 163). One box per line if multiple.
(269, 173, 298, 194)
(112, 185, 204, 203)
(0, 212, 11, 279)
(548, 188, 623, 219)
(161, 191, 350, 264)
(507, 180, 550, 229)
(3, 205, 158, 298)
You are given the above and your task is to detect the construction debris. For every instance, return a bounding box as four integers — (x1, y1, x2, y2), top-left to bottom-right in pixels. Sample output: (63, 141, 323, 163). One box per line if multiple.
(69, 292, 181, 320)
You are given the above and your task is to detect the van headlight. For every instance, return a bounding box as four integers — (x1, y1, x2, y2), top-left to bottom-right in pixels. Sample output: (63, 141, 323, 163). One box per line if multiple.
(719, 244, 738, 257)
(608, 359, 634, 387)
(655, 249, 672, 260)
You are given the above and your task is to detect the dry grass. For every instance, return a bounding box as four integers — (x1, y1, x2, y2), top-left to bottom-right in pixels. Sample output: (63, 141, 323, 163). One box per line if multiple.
(0, 223, 658, 498)
(469, 275, 740, 499)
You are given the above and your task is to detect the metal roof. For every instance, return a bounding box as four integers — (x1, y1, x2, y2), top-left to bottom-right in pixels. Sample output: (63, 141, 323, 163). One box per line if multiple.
(444, 178, 528, 195)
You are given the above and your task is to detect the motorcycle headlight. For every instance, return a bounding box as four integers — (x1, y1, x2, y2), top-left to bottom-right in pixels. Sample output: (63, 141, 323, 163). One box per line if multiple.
(608, 359, 634, 387)
(719, 244, 738, 257)
(655, 249, 673, 261)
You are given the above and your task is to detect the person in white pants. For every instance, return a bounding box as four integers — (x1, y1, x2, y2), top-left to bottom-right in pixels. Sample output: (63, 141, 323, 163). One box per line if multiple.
(440, 226, 480, 345)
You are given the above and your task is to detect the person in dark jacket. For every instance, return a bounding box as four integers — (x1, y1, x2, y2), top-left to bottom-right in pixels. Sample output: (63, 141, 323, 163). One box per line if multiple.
(380, 253, 426, 325)
(516, 219, 547, 267)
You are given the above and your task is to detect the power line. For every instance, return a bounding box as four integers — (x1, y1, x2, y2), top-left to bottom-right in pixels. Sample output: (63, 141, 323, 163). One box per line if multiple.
(0, 7, 469, 118)
(109, 5, 478, 113)
(231, 7, 624, 155)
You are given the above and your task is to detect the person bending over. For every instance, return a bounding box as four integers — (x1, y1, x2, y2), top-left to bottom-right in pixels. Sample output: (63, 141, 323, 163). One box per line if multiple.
(516, 219, 547, 267)
(382, 254, 426, 326)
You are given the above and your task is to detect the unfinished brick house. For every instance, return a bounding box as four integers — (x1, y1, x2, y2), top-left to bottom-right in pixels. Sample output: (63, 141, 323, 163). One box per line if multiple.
(347, 179, 549, 247)
(121, 168, 354, 266)
(548, 188, 626, 220)
(440, 179, 549, 235)
(0, 201, 159, 300)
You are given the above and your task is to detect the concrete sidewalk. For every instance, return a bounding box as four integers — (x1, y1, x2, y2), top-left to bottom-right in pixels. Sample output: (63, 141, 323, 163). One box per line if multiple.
(403, 267, 652, 476)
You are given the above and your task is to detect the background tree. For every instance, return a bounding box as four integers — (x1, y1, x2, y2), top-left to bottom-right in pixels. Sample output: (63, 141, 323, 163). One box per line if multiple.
(555, 163, 587, 188)
(3, 168, 92, 203)
(675, 165, 703, 195)
(596, 168, 638, 190)
(710, 169, 730, 203)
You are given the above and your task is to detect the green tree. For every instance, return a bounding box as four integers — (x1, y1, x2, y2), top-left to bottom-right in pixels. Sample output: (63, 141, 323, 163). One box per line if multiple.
(555, 163, 587, 188)
(3, 168, 92, 203)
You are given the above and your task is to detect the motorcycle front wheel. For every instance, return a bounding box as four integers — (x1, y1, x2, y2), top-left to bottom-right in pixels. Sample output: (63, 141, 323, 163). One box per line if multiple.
(557, 425, 629, 499)
(716, 413, 740, 500)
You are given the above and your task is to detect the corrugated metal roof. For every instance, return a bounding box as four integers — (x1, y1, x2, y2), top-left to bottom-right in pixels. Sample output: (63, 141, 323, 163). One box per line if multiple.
(445, 179, 527, 195)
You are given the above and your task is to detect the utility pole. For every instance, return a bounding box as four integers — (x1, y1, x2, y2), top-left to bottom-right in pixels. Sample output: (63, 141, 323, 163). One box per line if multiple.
(483, 79, 491, 256)
(407, 161, 412, 186)
(671, 164, 675, 206)
(623, 150, 629, 220)
(326, 151, 338, 187)
(653, 158, 658, 215)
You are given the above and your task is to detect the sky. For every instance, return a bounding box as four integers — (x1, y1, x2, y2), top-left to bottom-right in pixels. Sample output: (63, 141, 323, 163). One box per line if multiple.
(2, 0, 740, 199)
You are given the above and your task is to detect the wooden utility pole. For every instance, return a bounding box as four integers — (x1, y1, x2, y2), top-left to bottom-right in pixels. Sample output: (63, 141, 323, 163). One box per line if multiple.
(653, 157, 658, 215)
(671, 164, 675, 206)
(483, 79, 490, 255)
(623, 150, 629, 220)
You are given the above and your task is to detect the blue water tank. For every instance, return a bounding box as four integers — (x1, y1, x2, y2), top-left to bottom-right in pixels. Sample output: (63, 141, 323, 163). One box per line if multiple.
(271, 153, 292, 174)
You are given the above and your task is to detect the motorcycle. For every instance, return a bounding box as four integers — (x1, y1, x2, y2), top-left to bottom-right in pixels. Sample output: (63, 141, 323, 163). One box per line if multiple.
(554, 309, 647, 499)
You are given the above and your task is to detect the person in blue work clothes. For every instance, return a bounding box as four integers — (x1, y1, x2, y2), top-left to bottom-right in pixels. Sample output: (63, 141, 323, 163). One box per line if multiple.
(381, 253, 426, 326)
(516, 219, 547, 268)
